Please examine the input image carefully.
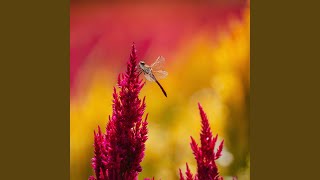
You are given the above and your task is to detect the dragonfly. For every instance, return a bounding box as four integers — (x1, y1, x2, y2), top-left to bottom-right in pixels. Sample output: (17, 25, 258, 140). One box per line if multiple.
(138, 56, 168, 97)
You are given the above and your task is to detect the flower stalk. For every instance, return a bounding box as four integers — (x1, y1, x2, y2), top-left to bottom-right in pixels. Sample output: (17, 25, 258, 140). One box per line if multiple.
(179, 103, 224, 180)
(89, 44, 148, 180)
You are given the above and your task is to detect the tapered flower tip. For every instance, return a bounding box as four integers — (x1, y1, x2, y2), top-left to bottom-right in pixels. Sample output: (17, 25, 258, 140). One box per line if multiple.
(179, 168, 185, 180)
(186, 162, 190, 170)
(197, 103, 206, 116)
(132, 43, 135, 50)
(185, 163, 194, 179)
(215, 139, 224, 160)
(131, 43, 137, 56)
(190, 136, 197, 144)
(144, 113, 149, 121)
(197, 102, 202, 109)
(97, 125, 101, 133)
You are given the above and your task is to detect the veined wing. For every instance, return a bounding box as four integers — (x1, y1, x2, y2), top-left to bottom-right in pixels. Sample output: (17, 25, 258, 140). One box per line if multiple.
(151, 56, 165, 71)
(144, 73, 156, 82)
(152, 70, 168, 80)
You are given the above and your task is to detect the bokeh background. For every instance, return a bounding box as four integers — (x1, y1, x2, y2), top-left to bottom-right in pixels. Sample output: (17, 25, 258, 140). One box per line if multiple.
(70, 0, 250, 179)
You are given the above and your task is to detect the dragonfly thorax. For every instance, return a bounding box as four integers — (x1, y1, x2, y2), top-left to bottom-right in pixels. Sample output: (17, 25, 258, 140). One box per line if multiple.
(139, 61, 152, 74)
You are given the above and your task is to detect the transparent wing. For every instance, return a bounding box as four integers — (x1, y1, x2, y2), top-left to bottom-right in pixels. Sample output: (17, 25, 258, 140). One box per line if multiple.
(144, 73, 156, 82)
(152, 70, 168, 80)
(151, 56, 165, 71)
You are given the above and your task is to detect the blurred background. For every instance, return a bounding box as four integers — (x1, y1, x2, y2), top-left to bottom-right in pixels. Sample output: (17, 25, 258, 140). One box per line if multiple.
(70, 0, 250, 179)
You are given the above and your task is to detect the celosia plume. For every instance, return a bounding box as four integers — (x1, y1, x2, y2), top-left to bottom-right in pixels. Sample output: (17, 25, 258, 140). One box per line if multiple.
(89, 44, 149, 180)
(180, 103, 224, 180)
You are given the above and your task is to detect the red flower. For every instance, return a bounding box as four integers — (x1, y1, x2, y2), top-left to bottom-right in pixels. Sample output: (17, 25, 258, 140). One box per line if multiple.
(89, 44, 148, 180)
(180, 103, 224, 180)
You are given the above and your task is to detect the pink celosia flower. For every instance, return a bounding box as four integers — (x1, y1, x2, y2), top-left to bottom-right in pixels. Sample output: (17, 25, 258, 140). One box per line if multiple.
(89, 44, 149, 180)
(180, 103, 224, 180)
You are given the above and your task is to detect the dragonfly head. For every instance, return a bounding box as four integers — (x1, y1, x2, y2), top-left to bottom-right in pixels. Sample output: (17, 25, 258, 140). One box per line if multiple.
(139, 61, 145, 66)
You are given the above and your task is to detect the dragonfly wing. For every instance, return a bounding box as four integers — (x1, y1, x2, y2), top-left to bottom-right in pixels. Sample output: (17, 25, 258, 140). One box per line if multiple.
(153, 70, 168, 79)
(151, 56, 165, 71)
(144, 73, 156, 82)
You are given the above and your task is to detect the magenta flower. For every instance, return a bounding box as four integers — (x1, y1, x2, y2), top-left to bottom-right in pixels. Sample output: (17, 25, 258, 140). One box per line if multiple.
(89, 44, 149, 180)
(180, 103, 224, 180)
(179, 163, 194, 180)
